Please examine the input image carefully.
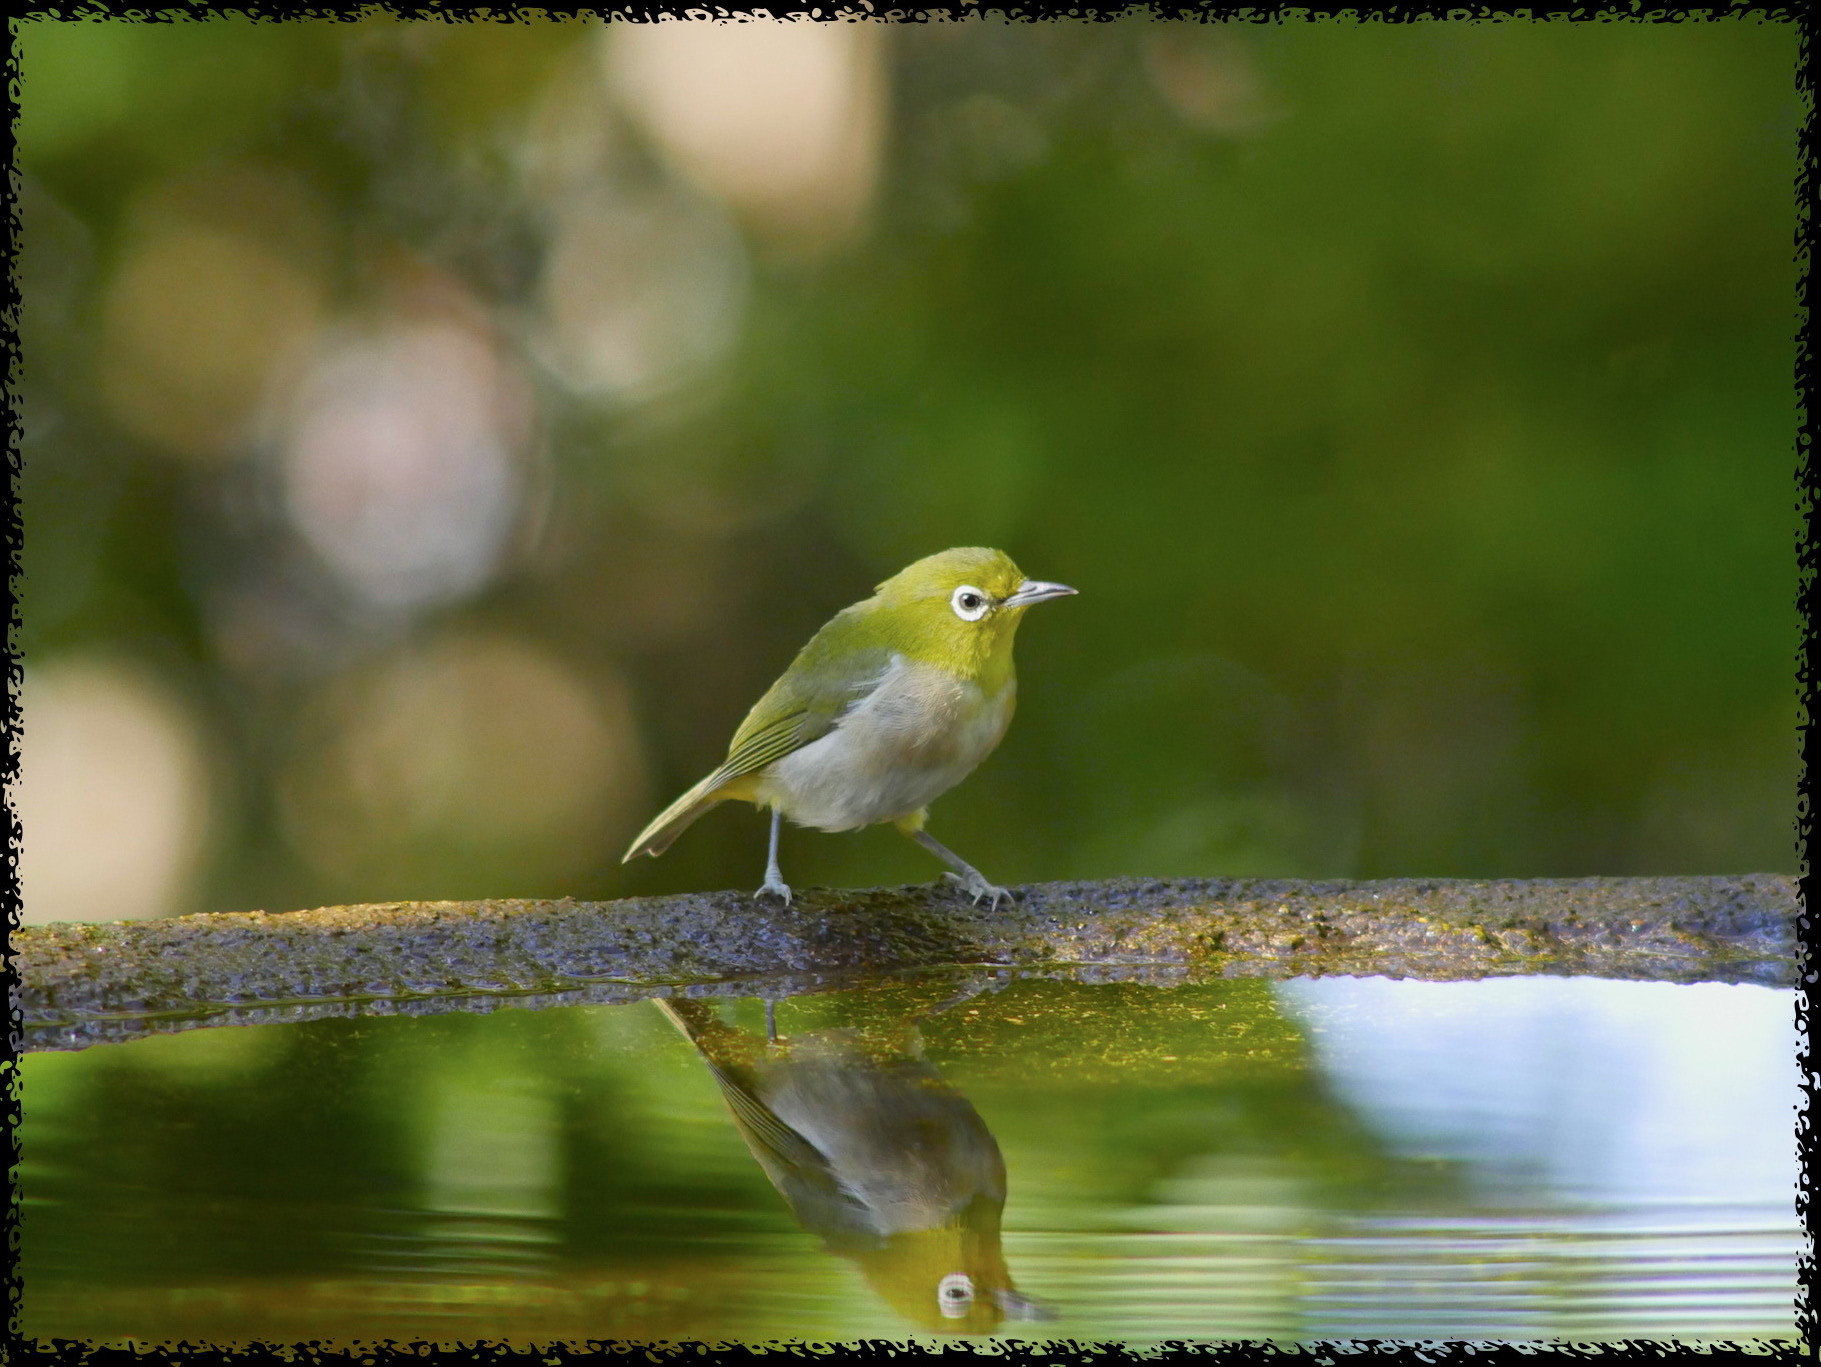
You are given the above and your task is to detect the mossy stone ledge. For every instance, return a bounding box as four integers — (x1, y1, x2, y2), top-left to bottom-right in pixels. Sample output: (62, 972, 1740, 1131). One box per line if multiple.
(13, 873, 1798, 1052)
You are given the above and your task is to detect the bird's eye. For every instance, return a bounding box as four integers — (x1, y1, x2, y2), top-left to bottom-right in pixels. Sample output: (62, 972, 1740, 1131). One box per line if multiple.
(937, 1272, 975, 1317)
(950, 585, 990, 622)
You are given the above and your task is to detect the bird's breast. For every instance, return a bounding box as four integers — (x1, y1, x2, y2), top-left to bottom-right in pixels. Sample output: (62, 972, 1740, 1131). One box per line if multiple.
(759, 656, 1015, 832)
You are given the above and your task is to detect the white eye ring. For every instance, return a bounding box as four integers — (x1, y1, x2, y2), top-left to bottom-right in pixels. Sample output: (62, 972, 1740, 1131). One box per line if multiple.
(950, 585, 991, 621)
(937, 1272, 975, 1317)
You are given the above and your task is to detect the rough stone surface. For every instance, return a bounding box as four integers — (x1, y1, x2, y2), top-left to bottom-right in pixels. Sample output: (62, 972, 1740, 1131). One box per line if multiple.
(12, 874, 1800, 1052)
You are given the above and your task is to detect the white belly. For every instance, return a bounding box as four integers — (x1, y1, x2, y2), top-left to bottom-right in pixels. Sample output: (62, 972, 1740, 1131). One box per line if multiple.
(756, 655, 1014, 832)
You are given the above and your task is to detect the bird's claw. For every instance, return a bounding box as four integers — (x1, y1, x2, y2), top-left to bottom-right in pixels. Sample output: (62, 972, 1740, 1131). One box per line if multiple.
(756, 878, 793, 905)
(940, 871, 1011, 911)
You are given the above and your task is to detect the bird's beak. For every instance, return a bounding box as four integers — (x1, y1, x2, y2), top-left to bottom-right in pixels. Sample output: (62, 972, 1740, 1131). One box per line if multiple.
(993, 1287, 1058, 1321)
(1003, 579, 1078, 608)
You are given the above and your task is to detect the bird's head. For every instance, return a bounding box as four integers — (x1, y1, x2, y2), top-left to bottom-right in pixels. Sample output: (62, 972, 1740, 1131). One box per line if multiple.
(867, 547, 1076, 686)
(849, 1206, 1057, 1335)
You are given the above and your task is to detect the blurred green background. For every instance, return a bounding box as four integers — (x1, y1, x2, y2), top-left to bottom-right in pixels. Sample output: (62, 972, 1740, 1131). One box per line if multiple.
(13, 16, 1800, 923)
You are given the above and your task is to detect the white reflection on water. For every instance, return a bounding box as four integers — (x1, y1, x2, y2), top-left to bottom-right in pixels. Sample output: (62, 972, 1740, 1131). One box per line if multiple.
(1273, 976, 1797, 1210)
(1265, 975, 1800, 1342)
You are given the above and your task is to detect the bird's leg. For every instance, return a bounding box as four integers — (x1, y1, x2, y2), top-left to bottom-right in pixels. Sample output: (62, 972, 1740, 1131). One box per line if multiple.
(764, 998, 778, 1042)
(905, 825, 1011, 911)
(916, 972, 1013, 1023)
(756, 808, 792, 904)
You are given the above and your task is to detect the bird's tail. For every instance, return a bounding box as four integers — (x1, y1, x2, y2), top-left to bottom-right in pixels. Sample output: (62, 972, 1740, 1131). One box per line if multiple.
(622, 769, 738, 861)
(649, 996, 759, 1074)
(649, 996, 696, 1039)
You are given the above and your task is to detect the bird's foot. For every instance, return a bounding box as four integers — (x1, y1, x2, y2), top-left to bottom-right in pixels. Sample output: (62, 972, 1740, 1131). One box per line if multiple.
(756, 876, 793, 905)
(940, 870, 1011, 911)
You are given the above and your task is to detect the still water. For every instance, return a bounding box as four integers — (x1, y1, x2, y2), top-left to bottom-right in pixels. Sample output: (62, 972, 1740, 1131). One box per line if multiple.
(18, 971, 1800, 1346)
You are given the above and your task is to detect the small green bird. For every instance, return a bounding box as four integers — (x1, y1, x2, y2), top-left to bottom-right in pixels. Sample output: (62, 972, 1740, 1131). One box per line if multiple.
(623, 547, 1076, 907)
(652, 994, 1051, 1333)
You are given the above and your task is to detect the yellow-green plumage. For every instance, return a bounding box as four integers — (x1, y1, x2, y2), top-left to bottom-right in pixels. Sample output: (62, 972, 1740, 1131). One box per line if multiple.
(623, 547, 1076, 905)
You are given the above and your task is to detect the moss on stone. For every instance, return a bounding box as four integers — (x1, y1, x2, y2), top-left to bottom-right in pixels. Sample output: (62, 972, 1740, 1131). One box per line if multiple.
(15, 873, 1796, 1052)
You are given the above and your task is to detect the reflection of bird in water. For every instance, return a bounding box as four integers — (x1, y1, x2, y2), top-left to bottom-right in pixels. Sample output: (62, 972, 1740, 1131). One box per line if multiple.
(653, 995, 1051, 1334)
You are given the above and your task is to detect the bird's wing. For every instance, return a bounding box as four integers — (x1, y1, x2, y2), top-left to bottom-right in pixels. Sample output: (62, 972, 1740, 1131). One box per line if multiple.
(655, 999, 880, 1238)
(703, 1057, 833, 1177)
(711, 635, 897, 784)
(622, 617, 895, 861)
